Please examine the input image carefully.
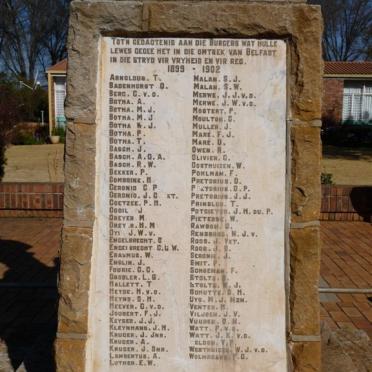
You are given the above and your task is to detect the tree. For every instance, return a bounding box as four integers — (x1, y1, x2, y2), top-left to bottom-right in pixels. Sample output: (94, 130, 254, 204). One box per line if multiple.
(0, 78, 20, 180)
(364, 24, 372, 60)
(310, 0, 372, 61)
(40, 0, 71, 69)
(0, 0, 70, 80)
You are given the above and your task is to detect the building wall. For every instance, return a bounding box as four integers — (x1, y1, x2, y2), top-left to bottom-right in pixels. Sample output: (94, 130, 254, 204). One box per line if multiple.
(322, 78, 344, 126)
(48, 73, 67, 134)
(48, 73, 56, 134)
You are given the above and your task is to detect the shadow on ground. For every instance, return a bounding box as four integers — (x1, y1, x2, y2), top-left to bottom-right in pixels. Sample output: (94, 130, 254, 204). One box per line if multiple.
(323, 145, 372, 161)
(350, 187, 372, 222)
(0, 240, 59, 372)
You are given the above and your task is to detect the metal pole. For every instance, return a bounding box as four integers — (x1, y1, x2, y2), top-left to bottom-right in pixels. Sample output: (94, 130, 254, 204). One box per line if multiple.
(319, 288, 372, 294)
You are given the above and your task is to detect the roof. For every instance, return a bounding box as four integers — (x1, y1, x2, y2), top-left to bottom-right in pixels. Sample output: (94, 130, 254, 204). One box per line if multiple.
(324, 61, 372, 76)
(47, 59, 67, 73)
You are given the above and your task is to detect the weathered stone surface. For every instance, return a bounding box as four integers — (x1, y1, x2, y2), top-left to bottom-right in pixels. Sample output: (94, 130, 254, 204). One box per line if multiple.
(146, 2, 323, 121)
(289, 5, 323, 121)
(321, 323, 372, 372)
(291, 126, 321, 223)
(290, 227, 320, 335)
(57, 1, 323, 371)
(290, 341, 321, 372)
(57, 227, 92, 334)
(55, 338, 86, 372)
(66, 1, 143, 123)
(66, 2, 322, 123)
(64, 122, 96, 228)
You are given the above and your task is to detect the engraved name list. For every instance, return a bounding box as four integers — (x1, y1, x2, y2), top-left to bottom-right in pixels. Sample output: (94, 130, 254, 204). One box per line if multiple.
(90, 38, 288, 372)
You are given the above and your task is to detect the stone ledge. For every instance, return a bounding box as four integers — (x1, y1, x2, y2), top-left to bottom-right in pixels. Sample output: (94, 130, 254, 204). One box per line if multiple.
(57, 332, 88, 340)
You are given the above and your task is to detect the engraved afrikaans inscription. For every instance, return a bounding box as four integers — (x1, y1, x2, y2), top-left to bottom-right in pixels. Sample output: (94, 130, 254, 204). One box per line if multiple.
(90, 38, 287, 372)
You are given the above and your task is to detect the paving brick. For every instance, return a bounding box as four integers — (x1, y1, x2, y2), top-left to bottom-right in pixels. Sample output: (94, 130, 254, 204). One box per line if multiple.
(321, 221, 372, 333)
(322, 317, 338, 330)
(336, 322, 356, 330)
(329, 311, 350, 322)
(320, 305, 328, 317)
(341, 306, 363, 318)
(323, 302, 340, 312)
(352, 319, 372, 330)
(362, 308, 372, 323)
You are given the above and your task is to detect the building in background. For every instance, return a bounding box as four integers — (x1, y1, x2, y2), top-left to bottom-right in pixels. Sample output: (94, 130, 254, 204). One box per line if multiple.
(46, 59, 67, 135)
(323, 62, 372, 127)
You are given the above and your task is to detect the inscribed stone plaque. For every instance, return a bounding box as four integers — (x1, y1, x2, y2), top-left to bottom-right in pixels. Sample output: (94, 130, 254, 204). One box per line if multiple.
(89, 38, 287, 371)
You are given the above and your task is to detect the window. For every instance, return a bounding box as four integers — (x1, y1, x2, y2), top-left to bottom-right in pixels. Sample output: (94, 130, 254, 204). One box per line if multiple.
(342, 81, 372, 122)
(54, 77, 67, 127)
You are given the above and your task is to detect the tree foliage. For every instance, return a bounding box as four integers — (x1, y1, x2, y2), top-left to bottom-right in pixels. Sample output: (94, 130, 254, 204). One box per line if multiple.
(0, 78, 20, 180)
(0, 0, 71, 80)
(310, 0, 372, 61)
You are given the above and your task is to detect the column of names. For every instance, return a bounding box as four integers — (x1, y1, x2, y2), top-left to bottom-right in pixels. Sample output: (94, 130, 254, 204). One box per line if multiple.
(95, 37, 288, 372)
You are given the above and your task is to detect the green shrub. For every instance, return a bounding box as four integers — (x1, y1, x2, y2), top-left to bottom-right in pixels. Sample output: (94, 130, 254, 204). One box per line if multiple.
(0, 79, 20, 180)
(321, 173, 333, 185)
(17, 84, 48, 123)
(13, 132, 46, 145)
(12, 124, 49, 145)
(322, 124, 372, 147)
(51, 126, 66, 143)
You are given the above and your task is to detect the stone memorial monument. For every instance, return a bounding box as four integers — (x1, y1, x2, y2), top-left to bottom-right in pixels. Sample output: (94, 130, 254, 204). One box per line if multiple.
(56, 1, 323, 371)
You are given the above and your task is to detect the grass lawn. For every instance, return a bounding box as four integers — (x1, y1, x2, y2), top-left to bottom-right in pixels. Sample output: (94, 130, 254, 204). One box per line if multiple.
(2, 144, 64, 183)
(322, 146, 372, 186)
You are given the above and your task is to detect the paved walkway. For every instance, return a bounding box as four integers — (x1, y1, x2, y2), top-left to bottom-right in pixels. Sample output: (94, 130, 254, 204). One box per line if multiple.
(321, 221, 372, 339)
(0, 218, 371, 370)
(2, 145, 64, 183)
(0, 218, 62, 372)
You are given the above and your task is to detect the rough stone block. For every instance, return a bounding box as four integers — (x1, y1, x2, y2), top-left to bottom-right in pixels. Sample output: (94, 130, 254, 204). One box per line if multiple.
(289, 5, 323, 121)
(66, 1, 143, 122)
(55, 338, 86, 372)
(147, 2, 323, 121)
(290, 341, 321, 372)
(290, 227, 320, 335)
(291, 126, 321, 223)
(57, 227, 93, 334)
(57, 2, 323, 371)
(64, 122, 96, 228)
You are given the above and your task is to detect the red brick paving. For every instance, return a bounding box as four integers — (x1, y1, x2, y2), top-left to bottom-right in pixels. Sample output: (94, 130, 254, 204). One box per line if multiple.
(321, 221, 372, 339)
